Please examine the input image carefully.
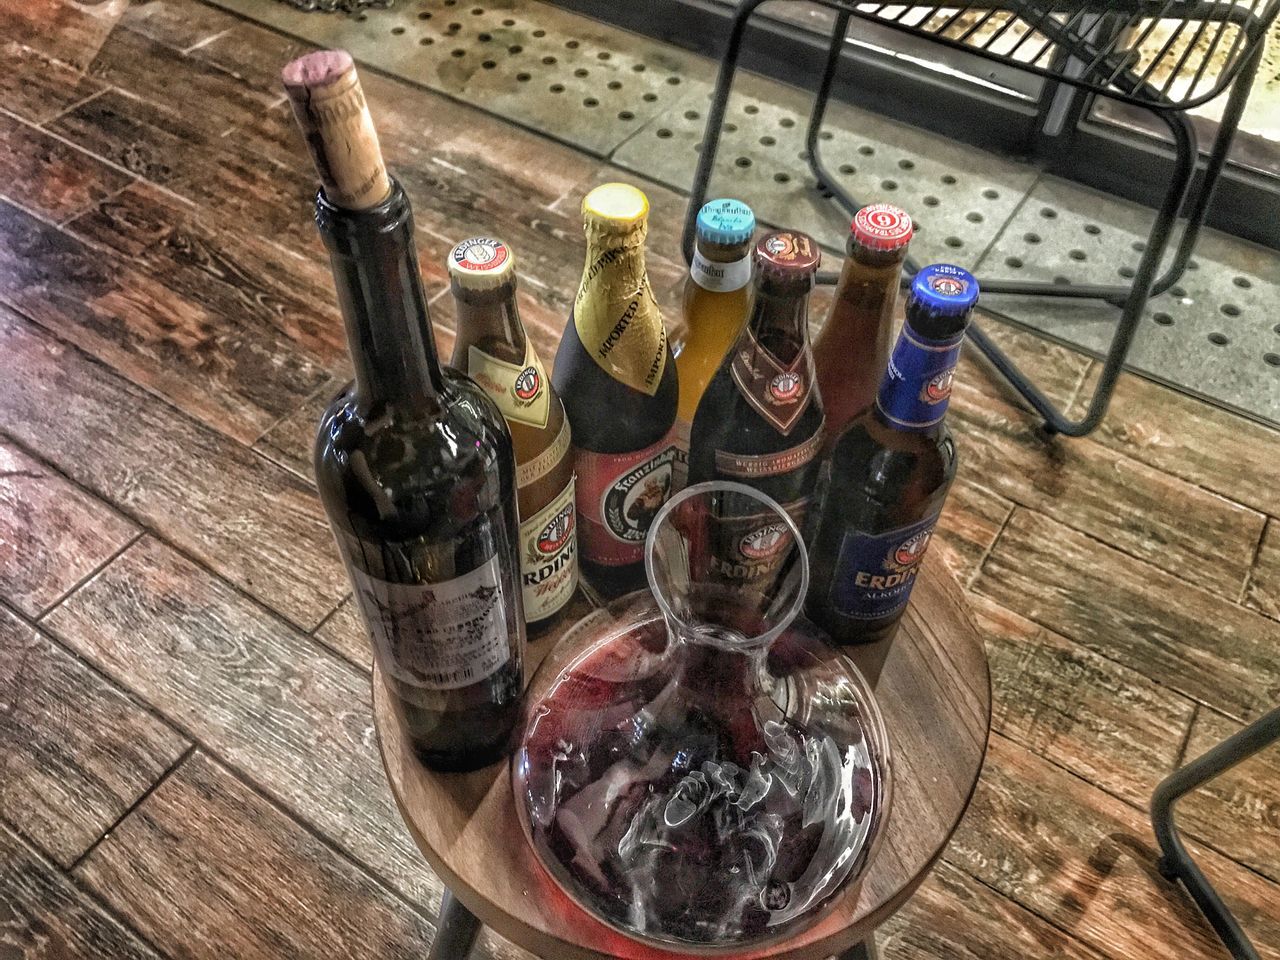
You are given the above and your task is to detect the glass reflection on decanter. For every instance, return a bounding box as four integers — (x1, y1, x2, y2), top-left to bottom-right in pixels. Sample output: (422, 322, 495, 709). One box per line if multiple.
(514, 482, 891, 951)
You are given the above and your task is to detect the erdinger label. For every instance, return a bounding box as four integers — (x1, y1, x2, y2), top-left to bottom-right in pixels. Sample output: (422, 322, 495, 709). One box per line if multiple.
(349, 555, 511, 690)
(519, 479, 578, 620)
(467, 340, 551, 428)
(451, 237, 509, 273)
(574, 434, 680, 566)
(829, 514, 939, 621)
(708, 500, 805, 585)
(875, 325, 963, 430)
(730, 328, 815, 435)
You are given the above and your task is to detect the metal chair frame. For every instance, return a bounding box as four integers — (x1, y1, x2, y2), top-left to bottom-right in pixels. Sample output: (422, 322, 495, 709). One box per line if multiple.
(681, 0, 1274, 436)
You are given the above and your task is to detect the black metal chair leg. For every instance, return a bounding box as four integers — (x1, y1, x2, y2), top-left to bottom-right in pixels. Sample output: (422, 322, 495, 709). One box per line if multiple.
(428, 889, 483, 960)
(1152, 707, 1280, 960)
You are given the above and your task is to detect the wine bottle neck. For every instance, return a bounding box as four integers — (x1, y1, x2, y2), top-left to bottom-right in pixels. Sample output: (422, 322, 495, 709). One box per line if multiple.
(874, 319, 963, 433)
(317, 180, 445, 409)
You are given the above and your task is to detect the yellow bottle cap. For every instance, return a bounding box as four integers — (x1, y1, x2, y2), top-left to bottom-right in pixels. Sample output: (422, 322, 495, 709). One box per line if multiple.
(582, 183, 649, 230)
(447, 237, 516, 290)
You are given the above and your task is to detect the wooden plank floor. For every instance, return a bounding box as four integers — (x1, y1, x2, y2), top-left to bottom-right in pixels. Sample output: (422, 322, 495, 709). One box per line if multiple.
(1, 3, 1277, 959)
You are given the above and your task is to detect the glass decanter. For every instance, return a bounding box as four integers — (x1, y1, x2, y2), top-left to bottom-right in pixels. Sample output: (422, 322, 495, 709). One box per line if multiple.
(513, 482, 891, 952)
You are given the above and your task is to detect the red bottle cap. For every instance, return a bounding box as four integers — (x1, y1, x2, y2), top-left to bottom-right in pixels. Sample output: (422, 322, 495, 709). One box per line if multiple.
(755, 230, 821, 281)
(851, 203, 913, 252)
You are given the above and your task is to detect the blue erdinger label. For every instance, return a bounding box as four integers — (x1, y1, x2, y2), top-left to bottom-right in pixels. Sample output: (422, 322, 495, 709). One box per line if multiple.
(829, 514, 939, 621)
(875, 325, 963, 430)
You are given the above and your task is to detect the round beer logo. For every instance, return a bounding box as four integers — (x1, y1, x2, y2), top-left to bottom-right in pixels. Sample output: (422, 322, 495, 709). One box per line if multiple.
(451, 237, 509, 272)
(922, 369, 954, 404)
(740, 522, 791, 561)
(536, 502, 575, 555)
(513, 365, 541, 401)
(853, 204, 913, 249)
(892, 530, 932, 568)
(601, 447, 678, 543)
(769, 372, 802, 402)
(928, 274, 967, 297)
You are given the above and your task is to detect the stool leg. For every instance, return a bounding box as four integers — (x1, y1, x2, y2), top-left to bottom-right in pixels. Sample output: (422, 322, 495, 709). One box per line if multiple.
(428, 889, 483, 960)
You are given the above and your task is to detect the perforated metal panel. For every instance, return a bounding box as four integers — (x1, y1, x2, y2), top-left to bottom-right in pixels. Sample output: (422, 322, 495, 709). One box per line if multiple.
(218, 0, 1279, 425)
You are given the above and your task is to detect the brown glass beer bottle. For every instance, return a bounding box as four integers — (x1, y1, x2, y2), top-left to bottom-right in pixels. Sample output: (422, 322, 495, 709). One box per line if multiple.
(812, 203, 913, 444)
(552, 183, 679, 599)
(448, 238, 578, 636)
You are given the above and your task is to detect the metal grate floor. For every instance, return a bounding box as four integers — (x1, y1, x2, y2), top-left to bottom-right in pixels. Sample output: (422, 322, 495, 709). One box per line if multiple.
(214, 0, 1280, 427)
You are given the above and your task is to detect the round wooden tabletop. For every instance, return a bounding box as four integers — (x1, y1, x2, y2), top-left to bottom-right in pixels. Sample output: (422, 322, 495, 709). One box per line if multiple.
(375, 561, 991, 960)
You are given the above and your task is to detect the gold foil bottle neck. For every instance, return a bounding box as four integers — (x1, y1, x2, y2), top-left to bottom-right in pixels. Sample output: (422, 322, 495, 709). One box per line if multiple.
(281, 50, 391, 211)
(582, 183, 650, 236)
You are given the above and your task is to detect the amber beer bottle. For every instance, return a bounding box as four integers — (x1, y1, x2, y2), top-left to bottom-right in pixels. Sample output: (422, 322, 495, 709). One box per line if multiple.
(447, 238, 577, 635)
(673, 199, 756, 487)
(813, 203, 913, 443)
(806, 264, 978, 645)
(686, 231, 825, 584)
(284, 51, 524, 772)
(552, 183, 678, 599)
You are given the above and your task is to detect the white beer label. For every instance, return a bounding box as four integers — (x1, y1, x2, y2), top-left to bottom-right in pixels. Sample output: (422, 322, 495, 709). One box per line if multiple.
(691, 249, 752, 293)
(519, 478, 578, 621)
(467, 341, 550, 429)
(350, 555, 510, 691)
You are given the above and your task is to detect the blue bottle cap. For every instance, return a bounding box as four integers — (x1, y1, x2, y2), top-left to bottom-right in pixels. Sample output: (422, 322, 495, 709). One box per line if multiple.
(695, 199, 756, 246)
(908, 263, 979, 316)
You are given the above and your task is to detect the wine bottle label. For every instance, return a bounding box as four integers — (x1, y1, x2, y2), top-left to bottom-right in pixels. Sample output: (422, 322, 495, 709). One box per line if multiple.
(875, 326, 963, 430)
(467, 341, 550, 429)
(572, 244, 668, 397)
(729, 328, 815, 436)
(828, 513, 940, 621)
(519, 477, 578, 621)
(670, 417, 692, 493)
(349, 555, 512, 690)
(574, 432, 680, 566)
(712, 423, 824, 479)
(517, 415, 571, 488)
(690, 249, 752, 293)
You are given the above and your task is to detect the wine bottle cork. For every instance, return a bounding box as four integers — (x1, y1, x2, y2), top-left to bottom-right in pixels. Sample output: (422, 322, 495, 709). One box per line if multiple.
(281, 50, 391, 210)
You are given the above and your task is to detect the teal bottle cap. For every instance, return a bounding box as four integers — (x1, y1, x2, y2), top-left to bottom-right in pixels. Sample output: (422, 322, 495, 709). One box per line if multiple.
(695, 199, 756, 246)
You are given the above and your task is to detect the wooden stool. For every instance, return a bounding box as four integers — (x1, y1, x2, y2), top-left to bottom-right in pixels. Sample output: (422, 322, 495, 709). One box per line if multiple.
(374, 562, 991, 960)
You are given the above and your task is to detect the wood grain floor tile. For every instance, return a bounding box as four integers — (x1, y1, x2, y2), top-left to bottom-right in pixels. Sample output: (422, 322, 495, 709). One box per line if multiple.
(0, 113, 133, 224)
(0, 307, 346, 629)
(2, 0, 126, 71)
(881, 860, 1106, 960)
(252, 374, 348, 484)
(0, 40, 105, 126)
(1174, 706, 1280, 884)
(971, 595, 1196, 807)
(1069, 366, 1280, 517)
(0, 440, 138, 618)
(120, 0, 247, 54)
(950, 378, 1265, 596)
(0, 198, 332, 445)
(43, 535, 441, 908)
(0, 607, 188, 867)
(949, 734, 1280, 960)
(75, 751, 441, 960)
(975, 510, 1280, 723)
(959, 317, 1092, 411)
(314, 595, 369, 670)
(1244, 518, 1280, 621)
(934, 478, 1014, 585)
(0, 822, 163, 960)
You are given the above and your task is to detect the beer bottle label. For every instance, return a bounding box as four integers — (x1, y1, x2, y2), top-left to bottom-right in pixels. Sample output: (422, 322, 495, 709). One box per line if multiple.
(712, 423, 824, 480)
(348, 553, 512, 690)
(730, 327, 815, 436)
(517, 415, 571, 488)
(707, 498, 806, 587)
(519, 477, 578, 621)
(467, 341, 550, 429)
(828, 513, 940, 621)
(690, 249, 752, 293)
(573, 249, 668, 397)
(573, 432, 681, 566)
(876, 326, 963, 431)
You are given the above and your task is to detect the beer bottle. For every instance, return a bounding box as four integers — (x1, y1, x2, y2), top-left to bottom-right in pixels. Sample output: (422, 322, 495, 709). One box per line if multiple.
(673, 198, 756, 487)
(686, 230, 825, 584)
(552, 183, 678, 599)
(805, 264, 978, 645)
(447, 238, 578, 636)
(812, 203, 913, 444)
(284, 51, 524, 771)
